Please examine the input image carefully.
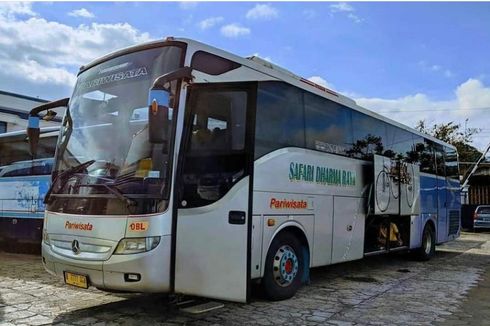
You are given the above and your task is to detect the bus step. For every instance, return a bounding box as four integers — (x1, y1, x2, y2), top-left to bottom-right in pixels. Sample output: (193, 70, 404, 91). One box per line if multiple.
(176, 299, 196, 306)
(180, 301, 225, 314)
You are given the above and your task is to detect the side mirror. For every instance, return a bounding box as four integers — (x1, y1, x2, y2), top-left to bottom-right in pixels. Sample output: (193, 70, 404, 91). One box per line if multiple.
(26, 97, 69, 159)
(148, 89, 170, 144)
(27, 115, 40, 159)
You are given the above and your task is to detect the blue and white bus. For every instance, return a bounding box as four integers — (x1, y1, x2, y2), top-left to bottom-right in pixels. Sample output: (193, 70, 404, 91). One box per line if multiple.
(31, 37, 460, 302)
(0, 127, 58, 249)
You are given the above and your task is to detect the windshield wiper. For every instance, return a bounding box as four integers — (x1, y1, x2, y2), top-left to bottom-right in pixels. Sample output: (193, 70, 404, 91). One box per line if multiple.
(44, 160, 96, 204)
(78, 183, 137, 207)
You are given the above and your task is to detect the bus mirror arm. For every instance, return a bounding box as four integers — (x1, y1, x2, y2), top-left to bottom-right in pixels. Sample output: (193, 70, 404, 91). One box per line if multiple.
(148, 67, 193, 144)
(27, 97, 69, 159)
(151, 66, 193, 91)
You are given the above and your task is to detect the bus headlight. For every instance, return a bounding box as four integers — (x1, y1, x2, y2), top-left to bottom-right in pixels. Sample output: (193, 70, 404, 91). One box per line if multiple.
(114, 237, 161, 255)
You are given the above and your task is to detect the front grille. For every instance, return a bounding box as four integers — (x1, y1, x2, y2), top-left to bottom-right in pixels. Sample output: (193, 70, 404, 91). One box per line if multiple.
(448, 210, 460, 235)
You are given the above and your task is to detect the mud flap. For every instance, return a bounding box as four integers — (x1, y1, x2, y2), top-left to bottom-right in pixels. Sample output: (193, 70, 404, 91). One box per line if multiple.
(301, 245, 310, 285)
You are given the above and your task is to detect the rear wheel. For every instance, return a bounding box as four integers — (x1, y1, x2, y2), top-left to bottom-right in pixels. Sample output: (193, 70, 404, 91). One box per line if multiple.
(414, 224, 435, 261)
(262, 232, 305, 301)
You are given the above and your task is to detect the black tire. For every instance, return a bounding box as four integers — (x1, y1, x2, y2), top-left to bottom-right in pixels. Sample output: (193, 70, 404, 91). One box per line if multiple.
(262, 232, 305, 301)
(414, 224, 435, 261)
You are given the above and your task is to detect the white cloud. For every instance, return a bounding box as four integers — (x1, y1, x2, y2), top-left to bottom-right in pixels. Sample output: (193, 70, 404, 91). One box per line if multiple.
(456, 79, 490, 111)
(303, 9, 316, 20)
(220, 23, 250, 38)
(246, 4, 278, 20)
(431, 65, 441, 71)
(68, 8, 95, 19)
(419, 61, 454, 78)
(347, 13, 362, 23)
(0, 3, 152, 98)
(179, 1, 197, 10)
(330, 2, 354, 12)
(444, 69, 454, 78)
(307, 76, 334, 89)
(330, 2, 362, 23)
(354, 78, 490, 150)
(198, 16, 223, 30)
(0, 2, 36, 18)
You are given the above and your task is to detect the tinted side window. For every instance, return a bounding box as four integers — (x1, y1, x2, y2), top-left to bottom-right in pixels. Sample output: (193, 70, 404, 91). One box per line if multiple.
(445, 146, 459, 180)
(349, 111, 387, 160)
(435, 145, 445, 176)
(255, 82, 305, 158)
(2, 161, 53, 177)
(385, 126, 415, 161)
(191, 51, 241, 75)
(304, 93, 353, 156)
(0, 135, 57, 166)
(180, 88, 249, 208)
(408, 136, 424, 164)
(419, 140, 436, 174)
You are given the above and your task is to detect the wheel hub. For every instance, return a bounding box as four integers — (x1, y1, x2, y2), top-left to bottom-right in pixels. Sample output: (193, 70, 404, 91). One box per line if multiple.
(272, 245, 299, 287)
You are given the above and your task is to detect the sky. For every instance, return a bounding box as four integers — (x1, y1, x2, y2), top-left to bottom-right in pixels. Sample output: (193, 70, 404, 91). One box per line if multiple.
(1, 1, 490, 151)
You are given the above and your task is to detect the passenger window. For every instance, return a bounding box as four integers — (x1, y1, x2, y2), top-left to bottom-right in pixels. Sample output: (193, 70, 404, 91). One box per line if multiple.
(181, 88, 249, 208)
(444, 147, 459, 180)
(419, 141, 436, 174)
(255, 82, 305, 158)
(385, 127, 415, 161)
(304, 93, 353, 156)
(349, 111, 387, 160)
(435, 145, 445, 176)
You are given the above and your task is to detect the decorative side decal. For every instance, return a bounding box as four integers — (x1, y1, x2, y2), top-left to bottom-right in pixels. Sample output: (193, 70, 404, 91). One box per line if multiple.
(289, 162, 356, 187)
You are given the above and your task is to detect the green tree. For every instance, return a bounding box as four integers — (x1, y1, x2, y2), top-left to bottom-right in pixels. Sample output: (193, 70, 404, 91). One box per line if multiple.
(415, 120, 482, 175)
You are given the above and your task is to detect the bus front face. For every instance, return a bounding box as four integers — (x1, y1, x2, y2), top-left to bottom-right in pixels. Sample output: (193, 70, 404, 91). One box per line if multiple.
(42, 44, 184, 292)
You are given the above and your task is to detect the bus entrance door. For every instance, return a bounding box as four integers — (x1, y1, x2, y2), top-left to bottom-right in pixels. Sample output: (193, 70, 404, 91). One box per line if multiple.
(174, 84, 255, 303)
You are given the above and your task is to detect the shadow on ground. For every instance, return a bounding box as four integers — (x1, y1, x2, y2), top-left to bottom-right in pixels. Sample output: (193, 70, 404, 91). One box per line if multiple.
(50, 250, 469, 325)
(0, 294, 4, 323)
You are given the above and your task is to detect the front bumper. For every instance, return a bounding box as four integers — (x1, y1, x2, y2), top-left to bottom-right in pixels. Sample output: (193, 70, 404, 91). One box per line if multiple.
(42, 235, 171, 293)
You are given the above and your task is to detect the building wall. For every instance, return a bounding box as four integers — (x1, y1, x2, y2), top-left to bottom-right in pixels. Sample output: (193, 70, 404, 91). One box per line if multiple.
(0, 90, 61, 134)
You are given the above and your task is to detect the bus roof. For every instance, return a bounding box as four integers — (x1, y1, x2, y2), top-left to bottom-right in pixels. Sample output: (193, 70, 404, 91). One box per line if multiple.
(77, 37, 456, 151)
(0, 126, 60, 143)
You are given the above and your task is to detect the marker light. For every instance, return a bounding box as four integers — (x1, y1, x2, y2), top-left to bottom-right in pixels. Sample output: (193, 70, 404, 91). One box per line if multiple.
(151, 99, 159, 115)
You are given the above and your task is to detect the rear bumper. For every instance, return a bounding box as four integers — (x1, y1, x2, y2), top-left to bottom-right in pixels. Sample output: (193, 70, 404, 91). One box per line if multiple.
(42, 235, 171, 293)
(474, 220, 490, 229)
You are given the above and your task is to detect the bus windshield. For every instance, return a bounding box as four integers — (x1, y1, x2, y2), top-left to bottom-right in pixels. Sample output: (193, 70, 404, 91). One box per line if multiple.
(48, 45, 183, 215)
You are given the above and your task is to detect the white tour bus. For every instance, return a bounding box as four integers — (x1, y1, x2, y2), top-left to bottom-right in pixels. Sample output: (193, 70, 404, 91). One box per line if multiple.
(29, 37, 460, 303)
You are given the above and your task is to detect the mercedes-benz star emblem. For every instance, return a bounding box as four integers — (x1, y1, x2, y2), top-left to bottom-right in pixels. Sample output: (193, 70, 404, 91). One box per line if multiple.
(71, 240, 81, 255)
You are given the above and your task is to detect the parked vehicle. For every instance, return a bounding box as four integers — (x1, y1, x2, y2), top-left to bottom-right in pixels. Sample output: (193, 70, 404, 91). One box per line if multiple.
(29, 37, 461, 302)
(473, 205, 490, 229)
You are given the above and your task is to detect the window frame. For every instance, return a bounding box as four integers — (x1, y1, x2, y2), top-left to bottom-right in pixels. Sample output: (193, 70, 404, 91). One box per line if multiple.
(176, 82, 257, 208)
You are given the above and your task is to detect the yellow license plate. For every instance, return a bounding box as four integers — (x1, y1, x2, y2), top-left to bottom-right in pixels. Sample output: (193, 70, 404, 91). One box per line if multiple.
(64, 272, 88, 289)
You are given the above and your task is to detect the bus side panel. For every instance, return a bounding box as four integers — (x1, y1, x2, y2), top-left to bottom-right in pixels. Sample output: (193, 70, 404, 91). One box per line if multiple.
(311, 195, 333, 267)
(419, 173, 438, 238)
(409, 215, 423, 249)
(437, 175, 448, 244)
(331, 196, 365, 264)
(0, 176, 50, 245)
(446, 178, 461, 240)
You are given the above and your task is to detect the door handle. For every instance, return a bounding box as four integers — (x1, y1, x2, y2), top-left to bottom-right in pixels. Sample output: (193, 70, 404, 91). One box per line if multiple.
(229, 211, 246, 225)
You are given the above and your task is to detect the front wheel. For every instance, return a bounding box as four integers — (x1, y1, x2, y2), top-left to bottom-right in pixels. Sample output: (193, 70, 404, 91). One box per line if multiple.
(262, 232, 305, 301)
(414, 224, 435, 261)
